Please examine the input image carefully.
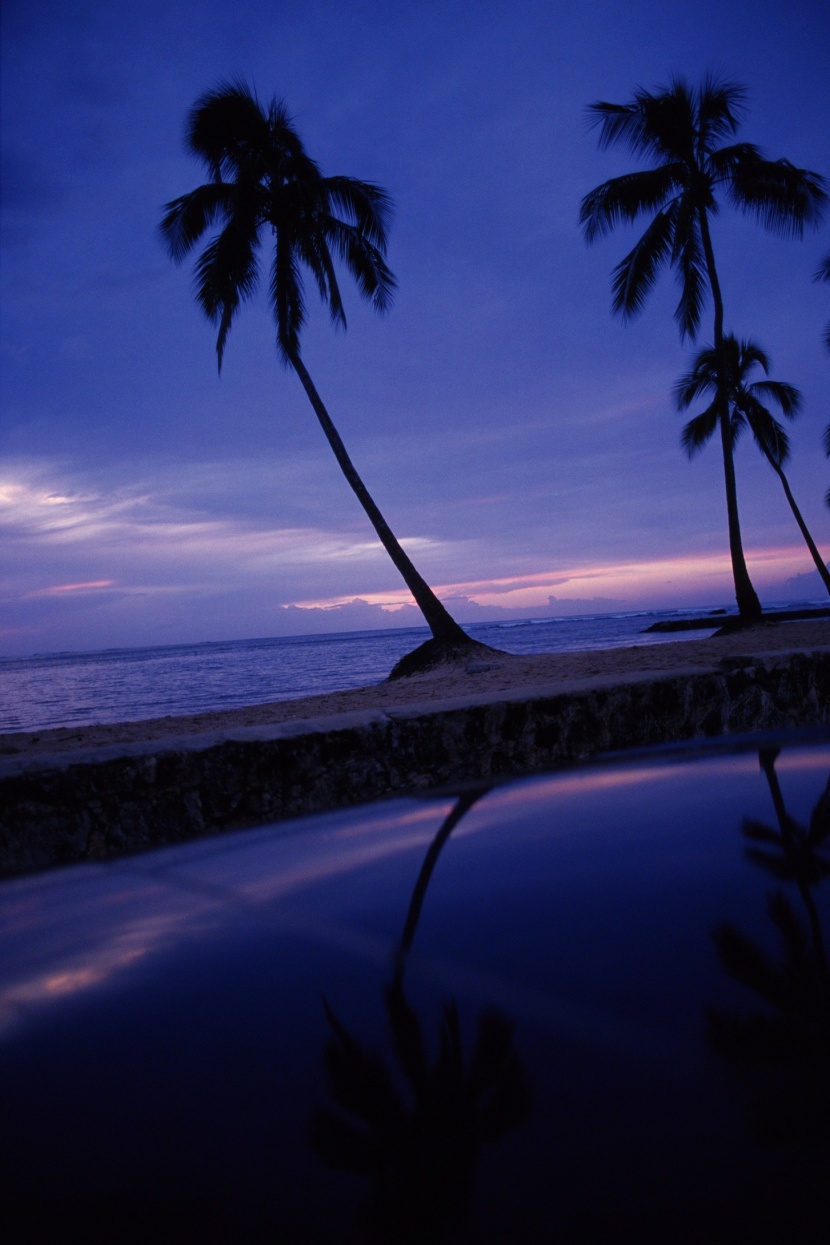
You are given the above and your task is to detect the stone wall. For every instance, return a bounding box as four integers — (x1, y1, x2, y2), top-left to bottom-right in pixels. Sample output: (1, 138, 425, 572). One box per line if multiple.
(2, 651, 828, 878)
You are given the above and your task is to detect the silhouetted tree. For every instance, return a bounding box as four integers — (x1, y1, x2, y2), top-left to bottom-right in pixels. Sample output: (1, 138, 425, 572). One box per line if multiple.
(675, 335, 830, 596)
(581, 76, 827, 619)
(160, 81, 487, 676)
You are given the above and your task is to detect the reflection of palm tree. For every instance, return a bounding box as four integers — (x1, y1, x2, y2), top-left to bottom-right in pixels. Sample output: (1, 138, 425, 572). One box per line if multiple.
(312, 790, 531, 1242)
(581, 76, 827, 619)
(675, 336, 830, 597)
(708, 749, 830, 1139)
(160, 82, 487, 676)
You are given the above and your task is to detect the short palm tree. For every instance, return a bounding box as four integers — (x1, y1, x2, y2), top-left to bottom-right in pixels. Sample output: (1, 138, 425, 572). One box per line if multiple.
(160, 81, 484, 676)
(580, 75, 827, 619)
(675, 335, 830, 597)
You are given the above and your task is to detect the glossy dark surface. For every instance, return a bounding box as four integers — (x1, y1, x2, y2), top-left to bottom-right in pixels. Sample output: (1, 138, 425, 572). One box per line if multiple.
(1, 734, 828, 1243)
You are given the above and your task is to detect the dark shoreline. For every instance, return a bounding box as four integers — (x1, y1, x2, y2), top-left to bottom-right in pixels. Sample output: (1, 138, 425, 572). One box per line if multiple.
(645, 606, 830, 633)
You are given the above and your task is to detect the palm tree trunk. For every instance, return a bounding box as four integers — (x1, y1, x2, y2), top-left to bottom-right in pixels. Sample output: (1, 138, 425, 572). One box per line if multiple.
(289, 350, 471, 644)
(762, 451, 830, 597)
(698, 211, 762, 620)
(393, 788, 489, 988)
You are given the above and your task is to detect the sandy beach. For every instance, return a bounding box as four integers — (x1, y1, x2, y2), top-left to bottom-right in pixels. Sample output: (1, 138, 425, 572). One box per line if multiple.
(4, 618, 829, 762)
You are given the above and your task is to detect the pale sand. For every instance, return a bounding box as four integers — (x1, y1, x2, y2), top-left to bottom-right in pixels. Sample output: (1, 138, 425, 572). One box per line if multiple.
(3, 619, 828, 764)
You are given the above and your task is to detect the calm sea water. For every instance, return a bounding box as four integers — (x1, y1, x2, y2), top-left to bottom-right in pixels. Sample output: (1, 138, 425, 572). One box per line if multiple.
(0, 604, 810, 734)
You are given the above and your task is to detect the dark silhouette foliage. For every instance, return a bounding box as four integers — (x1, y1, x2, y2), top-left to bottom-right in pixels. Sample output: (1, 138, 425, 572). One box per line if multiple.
(161, 81, 485, 672)
(581, 76, 827, 619)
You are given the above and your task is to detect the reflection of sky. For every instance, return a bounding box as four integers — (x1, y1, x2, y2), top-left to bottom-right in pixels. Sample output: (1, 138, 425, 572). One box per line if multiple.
(2, 1, 829, 656)
(0, 800, 451, 1035)
(3, 744, 827, 1042)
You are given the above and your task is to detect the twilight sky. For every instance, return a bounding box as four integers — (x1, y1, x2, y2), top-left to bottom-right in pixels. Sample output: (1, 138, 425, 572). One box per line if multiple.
(2, 0, 829, 657)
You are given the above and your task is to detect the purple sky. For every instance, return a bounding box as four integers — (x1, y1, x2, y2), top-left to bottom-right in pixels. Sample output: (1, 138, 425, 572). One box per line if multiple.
(2, 0, 829, 657)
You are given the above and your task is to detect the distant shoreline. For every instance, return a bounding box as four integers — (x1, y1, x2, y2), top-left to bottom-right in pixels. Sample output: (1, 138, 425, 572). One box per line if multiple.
(645, 606, 830, 633)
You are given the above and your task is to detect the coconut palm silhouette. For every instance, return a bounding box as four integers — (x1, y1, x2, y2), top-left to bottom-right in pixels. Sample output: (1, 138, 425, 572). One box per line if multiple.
(675, 335, 830, 597)
(581, 76, 827, 619)
(160, 81, 493, 678)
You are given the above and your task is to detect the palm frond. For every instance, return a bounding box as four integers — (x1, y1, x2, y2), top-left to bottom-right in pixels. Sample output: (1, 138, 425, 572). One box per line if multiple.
(159, 183, 239, 262)
(732, 336, 769, 374)
(296, 226, 346, 328)
(695, 76, 747, 148)
(271, 234, 306, 364)
(707, 141, 763, 186)
(741, 397, 790, 465)
(610, 205, 676, 319)
(671, 212, 707, 339)
(324, 176, 394, 250)
(193, 216, 260, 371)
(748, 379, 801, 419)
(586, 100, 647, 154)
(727, 154, 828, 238)
(579, 166, 681, 242)
(322, 216, 396, 313)
(674, 345, 718, 408)
(815, 253, 830, 283)
(681, 403, 719, 457)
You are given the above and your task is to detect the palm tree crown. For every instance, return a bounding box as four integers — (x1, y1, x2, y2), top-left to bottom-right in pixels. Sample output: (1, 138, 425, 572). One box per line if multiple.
(580, 75, 827, 340)
(676, 335, 830, 596)
(675, 336, 799, 460)
(160, 82, 481, 670)
(160, 81, 396, 370)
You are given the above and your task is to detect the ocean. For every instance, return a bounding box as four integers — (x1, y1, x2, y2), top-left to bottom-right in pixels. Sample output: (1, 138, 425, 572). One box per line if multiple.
(0, 604, 811, 734)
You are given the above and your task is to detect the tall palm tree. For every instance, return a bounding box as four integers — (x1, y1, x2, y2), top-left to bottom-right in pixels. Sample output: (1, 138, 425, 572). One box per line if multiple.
(580, 75, 827, 620)
(675, 335, 830, 597)
(160, 81, 483, 676)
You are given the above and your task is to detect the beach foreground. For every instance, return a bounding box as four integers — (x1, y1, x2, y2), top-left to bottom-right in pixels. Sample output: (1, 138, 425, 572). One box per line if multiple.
(2, 620, 828, 877)
(4, 619, 829, 761)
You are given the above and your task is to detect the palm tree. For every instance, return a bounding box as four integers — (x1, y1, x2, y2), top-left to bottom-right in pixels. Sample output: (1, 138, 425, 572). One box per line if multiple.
(675, 335, 830, 597)
(580, 75, 827, 620)
(160, 81, 486, 676)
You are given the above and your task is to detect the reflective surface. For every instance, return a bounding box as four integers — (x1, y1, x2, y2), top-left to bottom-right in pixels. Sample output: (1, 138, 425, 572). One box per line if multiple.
(1, 733, 828, 1242)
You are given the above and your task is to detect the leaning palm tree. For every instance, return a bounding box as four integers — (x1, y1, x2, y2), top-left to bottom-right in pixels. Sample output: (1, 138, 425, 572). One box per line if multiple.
(675, 335, 830, 597)
(160, 81, 487, 677)
(580, 75, 827, 620)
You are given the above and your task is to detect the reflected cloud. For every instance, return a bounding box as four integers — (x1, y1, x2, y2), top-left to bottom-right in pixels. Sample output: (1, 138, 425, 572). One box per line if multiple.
(0, 802, 456, 1038)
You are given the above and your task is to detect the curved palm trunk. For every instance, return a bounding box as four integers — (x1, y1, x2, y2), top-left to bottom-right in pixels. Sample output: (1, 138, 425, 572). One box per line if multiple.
(393, 788, 490, 987)
(698, 212, 763, 621)
(761, 450, 830, 597)
(289, 351, 471, 645)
